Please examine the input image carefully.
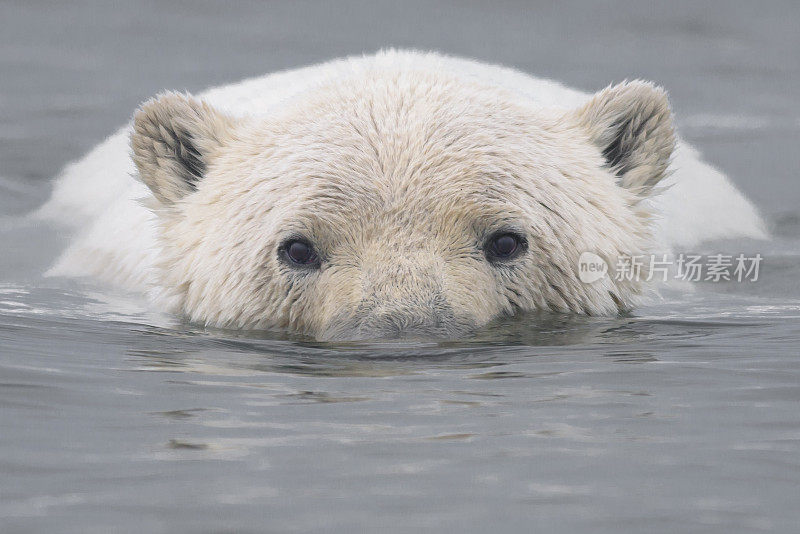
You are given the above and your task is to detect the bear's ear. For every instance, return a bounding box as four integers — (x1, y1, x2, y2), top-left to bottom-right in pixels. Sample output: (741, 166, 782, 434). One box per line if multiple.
(575, 80, 675, 196)
(131, 92, 235, 204)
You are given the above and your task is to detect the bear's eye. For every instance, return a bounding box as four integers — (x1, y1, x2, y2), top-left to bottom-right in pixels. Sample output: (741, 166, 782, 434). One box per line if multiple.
(281, 238, 320, 268)
(485, 232, 526, 262)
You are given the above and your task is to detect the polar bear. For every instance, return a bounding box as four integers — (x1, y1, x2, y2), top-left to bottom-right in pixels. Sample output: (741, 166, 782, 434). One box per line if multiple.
(37, 50, 766, 340)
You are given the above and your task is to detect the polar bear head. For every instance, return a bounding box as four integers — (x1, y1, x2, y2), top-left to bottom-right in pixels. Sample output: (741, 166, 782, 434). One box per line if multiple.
(131, 72, 674, 340)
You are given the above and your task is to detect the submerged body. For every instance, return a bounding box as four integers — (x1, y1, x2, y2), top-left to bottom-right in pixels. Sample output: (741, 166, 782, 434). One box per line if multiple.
(37, 50, 766, 339)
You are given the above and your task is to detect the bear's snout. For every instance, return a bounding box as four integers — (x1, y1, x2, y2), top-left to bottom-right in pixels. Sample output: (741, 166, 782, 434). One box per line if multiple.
(317, 253, 470, 341)
(322, 296, 462, 341)
(354, 292, 459, 340)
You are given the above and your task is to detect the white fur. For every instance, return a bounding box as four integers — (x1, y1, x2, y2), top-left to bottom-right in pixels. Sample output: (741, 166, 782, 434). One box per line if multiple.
(35, 50, 767, 337)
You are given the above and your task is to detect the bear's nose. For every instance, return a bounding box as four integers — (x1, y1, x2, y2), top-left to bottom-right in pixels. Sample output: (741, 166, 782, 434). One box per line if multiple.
(318, 249, 468, 340)
(355, 295, 457, 339)
(319, 302, 459, 341)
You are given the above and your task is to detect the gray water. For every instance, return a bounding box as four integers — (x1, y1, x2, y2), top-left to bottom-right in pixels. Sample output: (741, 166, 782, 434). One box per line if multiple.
(1, 1, 800, 533)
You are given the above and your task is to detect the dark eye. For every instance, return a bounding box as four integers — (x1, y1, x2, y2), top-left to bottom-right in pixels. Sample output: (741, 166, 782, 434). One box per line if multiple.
(281, 238, 319, 267)
(485, 232, 526, 262)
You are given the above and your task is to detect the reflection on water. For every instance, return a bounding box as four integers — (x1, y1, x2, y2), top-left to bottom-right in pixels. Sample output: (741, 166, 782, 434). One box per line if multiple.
(1, 273, 800, 533)
(117, 310, 770, 383)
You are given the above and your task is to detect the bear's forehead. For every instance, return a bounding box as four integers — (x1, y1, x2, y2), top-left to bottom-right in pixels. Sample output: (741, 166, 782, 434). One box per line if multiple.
(268, 70, 545, 158)
(272, 145, 542, 233)
(218, 72, 606, 245)
(254, 75, 564, 203)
